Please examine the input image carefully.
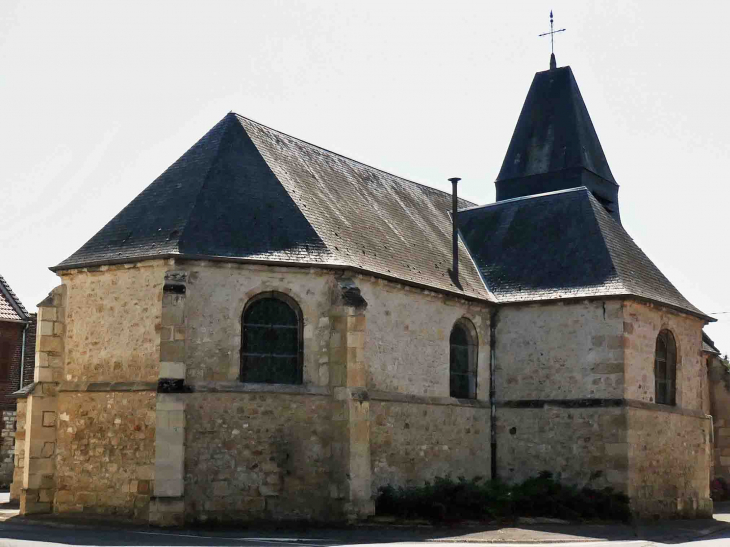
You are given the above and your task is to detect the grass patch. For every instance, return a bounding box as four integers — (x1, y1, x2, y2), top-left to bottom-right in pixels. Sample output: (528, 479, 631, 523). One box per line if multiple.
(375, 472, 630, 522)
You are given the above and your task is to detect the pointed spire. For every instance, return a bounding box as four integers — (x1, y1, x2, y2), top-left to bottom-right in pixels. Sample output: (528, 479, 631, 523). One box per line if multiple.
(495, 66, 621, 222)
(550, 53, 557, 70)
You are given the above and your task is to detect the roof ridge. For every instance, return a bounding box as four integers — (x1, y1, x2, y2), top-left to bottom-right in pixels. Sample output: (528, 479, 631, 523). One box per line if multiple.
(0, 274, 29, 320)
(175, 115, 235, 253)
(461, 186, 587, 213)
(585, 194, 641, 295)
(580, 193, 629, 295)
(567, 72, 617, 185)
(585, 194, 642, 298)
(703, 331, 721, 354)
(233, 113, 479, 207)
(585, 193, 710, 320)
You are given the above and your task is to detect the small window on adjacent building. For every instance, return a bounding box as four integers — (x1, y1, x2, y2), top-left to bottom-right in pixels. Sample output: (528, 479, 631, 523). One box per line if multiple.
(241, 293, 303, 384)
(450, 319, 477, 399)
(655, 329, 677, 406)
(0, 340, 10, 376)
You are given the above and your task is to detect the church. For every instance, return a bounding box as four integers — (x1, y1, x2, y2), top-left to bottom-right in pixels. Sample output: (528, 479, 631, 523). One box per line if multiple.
(13, 55, 714, 524)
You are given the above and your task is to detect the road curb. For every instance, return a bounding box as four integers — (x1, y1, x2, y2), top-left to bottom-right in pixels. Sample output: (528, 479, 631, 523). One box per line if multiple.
(0, 515, 151, 533)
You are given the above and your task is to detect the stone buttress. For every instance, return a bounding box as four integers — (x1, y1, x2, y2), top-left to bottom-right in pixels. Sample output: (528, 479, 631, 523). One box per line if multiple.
(17, 286, 64, 513)
(149, 271, 188, 525)
(328, 278, 373, 520)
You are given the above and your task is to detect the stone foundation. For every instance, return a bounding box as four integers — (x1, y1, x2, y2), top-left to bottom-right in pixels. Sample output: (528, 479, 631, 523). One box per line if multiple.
(55, 391, 155, 518)
(10, 399, 26, 500)
(370, 397, 490, 493)
(185, 392, 333, 522)
(496, 402, 713, 519)
(496, 406, 627, 491)
(627, 406, 712, 518)
(0, 409, 17, 488)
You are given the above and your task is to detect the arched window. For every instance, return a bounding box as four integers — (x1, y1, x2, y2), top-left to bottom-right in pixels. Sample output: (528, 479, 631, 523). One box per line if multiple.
(655, 329, 677, 406)
(450, 319, 477, 399)
(241, 293, 303, 384)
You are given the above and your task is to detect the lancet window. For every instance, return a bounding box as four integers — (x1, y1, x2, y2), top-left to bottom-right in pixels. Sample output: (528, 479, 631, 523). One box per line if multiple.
(450, 318, 477, 399)
(654, 329, 677, 406)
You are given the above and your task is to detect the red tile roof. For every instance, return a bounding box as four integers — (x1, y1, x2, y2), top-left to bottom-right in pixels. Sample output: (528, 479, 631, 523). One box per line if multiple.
(0, 275, 28, 322)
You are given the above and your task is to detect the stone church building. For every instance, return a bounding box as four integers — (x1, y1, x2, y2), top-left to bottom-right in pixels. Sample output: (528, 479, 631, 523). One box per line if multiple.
(14, 60, 715, 524)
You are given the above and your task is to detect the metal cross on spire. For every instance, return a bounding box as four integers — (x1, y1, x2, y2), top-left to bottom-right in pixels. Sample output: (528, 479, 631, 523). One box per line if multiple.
(539, 10, 566, 70)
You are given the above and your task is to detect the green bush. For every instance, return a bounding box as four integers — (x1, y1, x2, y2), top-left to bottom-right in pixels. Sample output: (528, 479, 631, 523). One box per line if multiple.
(375, 472, 630, 522)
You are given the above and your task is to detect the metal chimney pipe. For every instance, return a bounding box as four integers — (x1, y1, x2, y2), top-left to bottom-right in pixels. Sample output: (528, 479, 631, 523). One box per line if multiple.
(448, 177, 461, 281)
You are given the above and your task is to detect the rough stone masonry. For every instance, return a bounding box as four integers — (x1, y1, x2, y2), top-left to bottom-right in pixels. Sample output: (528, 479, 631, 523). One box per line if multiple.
(11, 259, 712, 523)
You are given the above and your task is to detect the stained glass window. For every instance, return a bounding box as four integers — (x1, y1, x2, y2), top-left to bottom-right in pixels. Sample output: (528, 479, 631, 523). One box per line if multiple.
(655, 329, 676, 406)
(450, 319, 477, 399)
(241, 294, 302, 384)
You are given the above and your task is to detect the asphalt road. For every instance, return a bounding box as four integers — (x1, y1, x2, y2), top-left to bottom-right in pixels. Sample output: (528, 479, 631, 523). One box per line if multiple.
(1, 519, 730, 547)
(0, 524, 729, 547)
(0, 491, 729, 546)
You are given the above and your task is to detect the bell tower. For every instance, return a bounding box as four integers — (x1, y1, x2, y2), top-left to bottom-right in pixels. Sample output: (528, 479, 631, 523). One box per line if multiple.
(495, 15, 620, 222)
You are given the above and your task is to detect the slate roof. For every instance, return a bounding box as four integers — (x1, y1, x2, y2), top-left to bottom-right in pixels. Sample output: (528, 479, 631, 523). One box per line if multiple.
(54, 114, 493, 301)
(496, 66, 615, 185)
(703, 332, 721, 355)
(55, 110, 707, 319)
(703, 342, 719, 354)
(494, 66, 620, 221)
(459, 187, 710, 320)
(0, 275, 29, 322)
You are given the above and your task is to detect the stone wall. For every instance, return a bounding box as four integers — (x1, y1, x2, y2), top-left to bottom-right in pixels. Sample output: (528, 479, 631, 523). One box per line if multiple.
(496, 406, 627, 490)
(0, 409, 16, 487)
(495, 300, 624, 400)
(702, 353, 712, 417)
(707, 354, 730, 482)
(369, 399, 490, 493)
(21, 286, 65, 514)
(184, 392, 333, 522)
(627, 406, 712, 518)
(623, 300, 705, 409)
(55, 391, 155, 518)
(180, 262, 334, 384)
(10, 399, 25, 500)
(180, 264, 491, 395)
(620, 302, 711, 518)
(176, 263, 493, 521)
(16, 258, 714, 523)
(359, 278, 491, 398)
(60, 261, 168, 382)
(492, 297, 712, 519)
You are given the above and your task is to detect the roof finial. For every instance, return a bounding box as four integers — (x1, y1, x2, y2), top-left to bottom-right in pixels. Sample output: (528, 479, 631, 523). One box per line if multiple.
(539, 10, 566, 70)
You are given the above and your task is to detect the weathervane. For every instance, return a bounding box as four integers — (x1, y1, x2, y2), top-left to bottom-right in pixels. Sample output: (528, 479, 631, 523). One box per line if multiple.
(539, 10, 565, 70)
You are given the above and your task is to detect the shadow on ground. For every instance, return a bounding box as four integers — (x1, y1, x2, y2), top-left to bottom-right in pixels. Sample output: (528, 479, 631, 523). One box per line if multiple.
(0, 501, 728, 545)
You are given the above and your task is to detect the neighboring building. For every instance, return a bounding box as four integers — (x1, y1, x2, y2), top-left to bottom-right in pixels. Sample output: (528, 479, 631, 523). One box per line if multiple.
(14, 59, 715, 523)
(0, 275, 35, 487)
(703, 333, 730, 483)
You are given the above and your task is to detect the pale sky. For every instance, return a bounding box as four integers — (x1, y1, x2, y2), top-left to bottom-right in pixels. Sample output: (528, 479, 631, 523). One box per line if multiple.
(1, 0, 728, 353)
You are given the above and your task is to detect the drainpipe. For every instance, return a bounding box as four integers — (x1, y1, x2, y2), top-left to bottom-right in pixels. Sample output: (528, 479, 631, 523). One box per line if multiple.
(490, 309, 499, 480)
(448, 177, 461, 281)
(18, 321, 28, 389)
